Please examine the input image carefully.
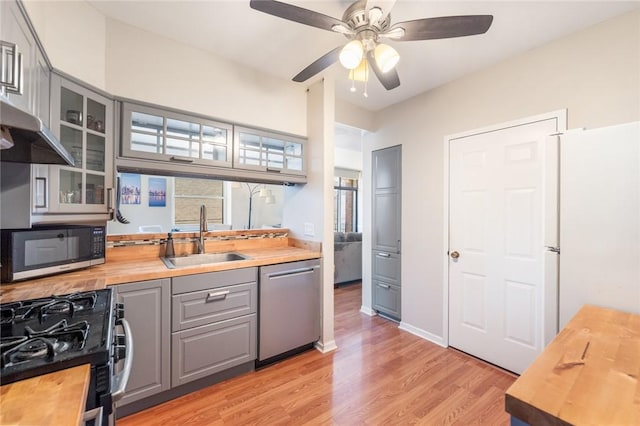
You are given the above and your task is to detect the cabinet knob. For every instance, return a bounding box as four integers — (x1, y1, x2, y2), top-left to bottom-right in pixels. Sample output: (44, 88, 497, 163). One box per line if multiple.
(450, 251, 460, 259)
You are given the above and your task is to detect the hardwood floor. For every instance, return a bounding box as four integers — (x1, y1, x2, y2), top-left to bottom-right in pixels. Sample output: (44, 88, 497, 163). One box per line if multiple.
(119, 282, 515, 425)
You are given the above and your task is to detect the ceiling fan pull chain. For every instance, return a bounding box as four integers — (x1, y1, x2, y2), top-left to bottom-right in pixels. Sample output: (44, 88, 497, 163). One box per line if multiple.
(363, 59, 369, 98)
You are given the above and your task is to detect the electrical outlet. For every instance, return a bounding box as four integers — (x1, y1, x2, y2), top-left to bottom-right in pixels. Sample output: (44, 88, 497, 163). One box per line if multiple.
(304, 222, 315, 237)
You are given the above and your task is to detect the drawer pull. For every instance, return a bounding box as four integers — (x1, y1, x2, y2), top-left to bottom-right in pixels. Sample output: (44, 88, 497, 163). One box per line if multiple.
(206, 290, 229, 302)
(377, 253, 391, 258)
(378, 283, 391, 289)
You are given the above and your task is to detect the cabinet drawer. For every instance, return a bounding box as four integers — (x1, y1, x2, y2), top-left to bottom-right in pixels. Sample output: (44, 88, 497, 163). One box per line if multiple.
(372, 251, 400, 286)
(373, 281, 401, 320)
(172, 282, 257, 331)
(171, 314, 256, 387)
(172, 267, 257, 295)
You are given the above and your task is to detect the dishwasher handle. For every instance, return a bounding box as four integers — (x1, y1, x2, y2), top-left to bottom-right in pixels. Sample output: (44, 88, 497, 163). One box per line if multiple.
(267, 265, 319, 279)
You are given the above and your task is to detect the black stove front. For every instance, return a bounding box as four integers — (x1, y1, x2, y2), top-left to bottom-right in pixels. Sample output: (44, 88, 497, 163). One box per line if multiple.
(0, 288, 125, 424)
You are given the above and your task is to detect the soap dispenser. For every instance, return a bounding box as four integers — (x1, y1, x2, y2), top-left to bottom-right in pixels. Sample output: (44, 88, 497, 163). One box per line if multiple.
(165, 232, 175, 258)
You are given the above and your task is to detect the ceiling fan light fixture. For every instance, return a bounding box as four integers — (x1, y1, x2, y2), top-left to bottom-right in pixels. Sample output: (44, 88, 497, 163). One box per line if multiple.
(379, 27, 405, 40)
(368, 7, 383, 25)
(374, 43, 399, 73)
(331, 23, 354, 35)
(349, 58, 369, 82)
(339, 40, 364, 69)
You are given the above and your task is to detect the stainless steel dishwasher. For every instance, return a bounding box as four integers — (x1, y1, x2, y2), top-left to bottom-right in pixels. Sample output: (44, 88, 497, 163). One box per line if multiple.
(257, 259, 321, 366)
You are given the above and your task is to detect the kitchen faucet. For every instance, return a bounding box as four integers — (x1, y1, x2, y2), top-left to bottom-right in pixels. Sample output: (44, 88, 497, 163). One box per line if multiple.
(197, 204, 207, 254)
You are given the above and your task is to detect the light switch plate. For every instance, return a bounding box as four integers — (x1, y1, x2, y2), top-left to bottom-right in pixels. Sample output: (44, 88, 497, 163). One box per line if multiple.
(304, 222, 315, 237)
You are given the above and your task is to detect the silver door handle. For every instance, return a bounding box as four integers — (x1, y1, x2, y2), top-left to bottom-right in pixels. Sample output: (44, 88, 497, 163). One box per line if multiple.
(111, 318, 133, 402)
(378, 283, 391, 289)
(377, 253, 391, 258)
(107, 187, 114, 213)
(267, 266, 319, 279)
(206, 290, 229, 301)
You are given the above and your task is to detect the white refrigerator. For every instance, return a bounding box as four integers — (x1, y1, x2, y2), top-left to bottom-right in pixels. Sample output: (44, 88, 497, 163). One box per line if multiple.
(551, 121, 640, 329)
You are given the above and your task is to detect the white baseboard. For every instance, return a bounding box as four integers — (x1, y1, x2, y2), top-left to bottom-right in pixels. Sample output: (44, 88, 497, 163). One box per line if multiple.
(399, 321, 446, 348)
(360, 305, 376, 316)
(314, 339, 338, 353)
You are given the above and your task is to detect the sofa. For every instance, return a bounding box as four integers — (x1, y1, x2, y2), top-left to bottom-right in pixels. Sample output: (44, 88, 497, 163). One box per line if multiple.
(334, 232, 362, 284)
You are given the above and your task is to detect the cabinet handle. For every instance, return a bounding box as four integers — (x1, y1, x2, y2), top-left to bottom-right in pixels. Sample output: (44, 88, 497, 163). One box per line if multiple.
(377, 252, 391, 258)
(267, 266, 319, 279)
(206, 290, 230, 301)
(266, 167, 281, 173)
(170, 156, 195, 163)
(0, 42, 21, 93)
(378, 283, 391, 289)
(107, 187, 114, 213)
(34, 177, 47, 208)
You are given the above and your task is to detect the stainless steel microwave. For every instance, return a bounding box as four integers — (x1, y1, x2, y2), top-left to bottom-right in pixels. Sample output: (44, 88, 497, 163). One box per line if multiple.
(1, 225, 106, 282)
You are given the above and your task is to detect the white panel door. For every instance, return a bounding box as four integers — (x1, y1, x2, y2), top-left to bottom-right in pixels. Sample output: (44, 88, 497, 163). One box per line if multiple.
(449, 119, 558, 374)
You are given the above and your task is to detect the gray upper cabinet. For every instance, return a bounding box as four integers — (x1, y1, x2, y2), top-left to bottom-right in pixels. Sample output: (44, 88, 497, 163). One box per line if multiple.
(37, 73, 114, 217)
(120, 101, 233, 168)
(1, 0, 49, 122)
(372, 145, 402, 253)
(114, 278, 171, 407)
(234, 126, 306, 177)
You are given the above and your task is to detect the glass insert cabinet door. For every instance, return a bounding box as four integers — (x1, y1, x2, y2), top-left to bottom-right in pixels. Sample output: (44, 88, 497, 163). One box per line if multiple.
(121, 102, 233, 166)
(234, 126, 306, 175)
(46, 74, 113, 214)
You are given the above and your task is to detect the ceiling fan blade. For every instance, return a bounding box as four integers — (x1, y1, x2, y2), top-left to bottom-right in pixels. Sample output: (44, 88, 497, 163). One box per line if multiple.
(388, 15, 494, 41)
(293, 46, 342, 82)
(250, 0, 345, 32)
(368, 51, 400, 90)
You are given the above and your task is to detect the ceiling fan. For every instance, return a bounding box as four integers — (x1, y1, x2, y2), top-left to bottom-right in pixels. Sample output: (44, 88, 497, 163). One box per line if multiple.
(249, 0, 493, 92)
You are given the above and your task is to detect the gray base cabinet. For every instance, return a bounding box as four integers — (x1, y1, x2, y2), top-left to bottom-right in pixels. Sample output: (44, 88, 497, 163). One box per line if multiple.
(172, 314, 256, 386)
(171, 268, 257, 387)
(372, 281, 401, 319)
(114, 278, 171, 407)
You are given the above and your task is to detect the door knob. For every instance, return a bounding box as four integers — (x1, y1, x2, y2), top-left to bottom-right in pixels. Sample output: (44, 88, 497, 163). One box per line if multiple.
(450, 251, 460, 259)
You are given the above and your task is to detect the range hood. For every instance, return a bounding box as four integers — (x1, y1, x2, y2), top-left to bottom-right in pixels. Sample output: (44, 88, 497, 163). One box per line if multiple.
(0, 98, 75, 166)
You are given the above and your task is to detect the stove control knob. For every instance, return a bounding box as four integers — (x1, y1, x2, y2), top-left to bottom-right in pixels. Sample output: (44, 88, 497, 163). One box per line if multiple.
(115, 303, 125, 320)
(116, 334, 126, 346)
(114, 345, 126, 362)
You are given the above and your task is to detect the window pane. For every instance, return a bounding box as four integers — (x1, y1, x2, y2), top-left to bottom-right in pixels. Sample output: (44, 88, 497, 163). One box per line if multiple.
(286, 157, 302, 171)
(166, 118, 199, 139)
(166, 137, 199, 158)
(202, 126, 226, 143)
(86, 173, 105, 204)
(131, 131, 162, 154)
(285, 142, 302, 156)
(86, 133, 105, 172)
(131, 112, 163, 132)
(202, 144, 226, 161)
(60, 87, 83, 126)
(60, 125, 83, 168)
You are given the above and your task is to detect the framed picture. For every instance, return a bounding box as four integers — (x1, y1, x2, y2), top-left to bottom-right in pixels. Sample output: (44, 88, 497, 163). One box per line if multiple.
(148, 177, 166, 207)
(120, 173, 141, 205)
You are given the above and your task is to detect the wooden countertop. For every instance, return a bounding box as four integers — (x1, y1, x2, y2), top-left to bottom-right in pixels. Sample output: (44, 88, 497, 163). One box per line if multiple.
(0, 364, 90, 426)
(505, 305, 640, 425)
(0, 245, 321, 303)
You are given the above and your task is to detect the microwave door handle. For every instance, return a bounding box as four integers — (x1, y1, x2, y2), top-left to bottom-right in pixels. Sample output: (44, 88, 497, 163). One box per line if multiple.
(111, 318, 133, 402)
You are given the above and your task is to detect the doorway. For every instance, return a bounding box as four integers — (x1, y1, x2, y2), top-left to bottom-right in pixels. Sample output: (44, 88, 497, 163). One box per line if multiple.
(444, 111, 565, 374)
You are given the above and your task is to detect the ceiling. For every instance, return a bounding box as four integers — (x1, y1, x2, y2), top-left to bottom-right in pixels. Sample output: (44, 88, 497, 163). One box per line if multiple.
(88, 1, 639, 112)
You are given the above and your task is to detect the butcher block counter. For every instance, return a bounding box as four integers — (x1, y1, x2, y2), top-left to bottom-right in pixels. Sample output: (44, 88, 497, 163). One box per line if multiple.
(0, 232, 321, 425)
(505, 305, 640, 425)
(0, 364, 90, 426)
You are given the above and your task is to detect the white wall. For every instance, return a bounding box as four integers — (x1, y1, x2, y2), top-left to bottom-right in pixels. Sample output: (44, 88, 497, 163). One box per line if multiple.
(283, 78, 336, 352)
(104, 19, 306, 137)
(363, 10, 640, 342)
(22, 1, 107, 89)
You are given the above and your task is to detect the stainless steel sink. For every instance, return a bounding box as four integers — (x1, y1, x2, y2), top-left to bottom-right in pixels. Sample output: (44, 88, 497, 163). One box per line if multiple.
(161, 252, 250, 269)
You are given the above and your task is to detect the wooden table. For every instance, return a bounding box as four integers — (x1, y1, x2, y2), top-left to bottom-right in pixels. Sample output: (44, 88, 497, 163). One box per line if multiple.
(0, 364, 91, 425)
(505, 305, 640, 425)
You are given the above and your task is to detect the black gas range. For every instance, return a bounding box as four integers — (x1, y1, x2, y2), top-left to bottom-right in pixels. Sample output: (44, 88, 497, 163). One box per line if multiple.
(0, 288, 132, 425)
